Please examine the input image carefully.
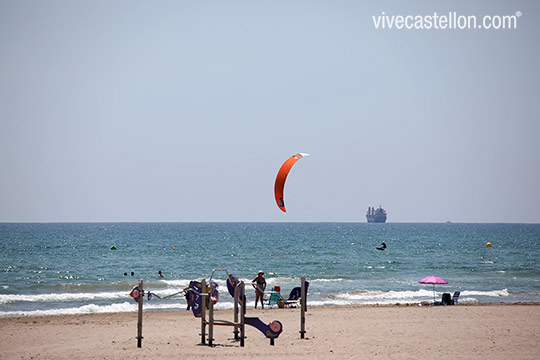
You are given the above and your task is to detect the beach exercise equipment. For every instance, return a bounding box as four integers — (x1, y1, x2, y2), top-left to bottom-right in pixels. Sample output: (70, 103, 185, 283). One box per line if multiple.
(253, 277, 309, 339)
(129, 285, 142, 302)
(201, 269, 282, 346)
(127, 279, 145, 348)
(299, 277, 308, 339)
(129, 269, 284, 348)
(129, 280, 202, 348)
(129, 280, 194, 348)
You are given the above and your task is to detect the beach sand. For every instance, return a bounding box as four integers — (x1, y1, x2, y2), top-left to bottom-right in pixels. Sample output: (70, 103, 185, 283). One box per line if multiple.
(1, 304, 540, 359)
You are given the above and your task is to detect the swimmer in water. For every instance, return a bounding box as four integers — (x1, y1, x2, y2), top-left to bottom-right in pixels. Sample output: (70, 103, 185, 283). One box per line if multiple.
(376, 241, 387, 251)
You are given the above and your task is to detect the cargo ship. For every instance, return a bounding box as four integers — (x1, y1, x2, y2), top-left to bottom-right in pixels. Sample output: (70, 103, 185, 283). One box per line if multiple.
(366, 206, 387, 223)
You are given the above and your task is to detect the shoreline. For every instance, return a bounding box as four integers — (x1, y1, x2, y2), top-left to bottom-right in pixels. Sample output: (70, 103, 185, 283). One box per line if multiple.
(2, 303, 540, 359)
(2, 300, 540, 319)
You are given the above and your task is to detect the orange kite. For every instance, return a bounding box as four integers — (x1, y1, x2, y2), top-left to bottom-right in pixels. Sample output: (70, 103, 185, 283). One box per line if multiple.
(274, 153, 310, 212)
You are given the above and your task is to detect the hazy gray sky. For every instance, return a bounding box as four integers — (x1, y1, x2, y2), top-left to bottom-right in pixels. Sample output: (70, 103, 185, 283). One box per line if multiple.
(1, 1, 539, 223)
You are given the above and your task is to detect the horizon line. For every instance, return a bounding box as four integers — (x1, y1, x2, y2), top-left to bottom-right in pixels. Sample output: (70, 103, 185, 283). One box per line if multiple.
(1, 221, 539, 225)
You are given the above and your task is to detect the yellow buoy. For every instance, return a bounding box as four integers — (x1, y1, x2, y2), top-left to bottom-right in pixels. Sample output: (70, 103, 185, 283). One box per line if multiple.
(172, 247, 175, 250)
(486, 242, 492, 248)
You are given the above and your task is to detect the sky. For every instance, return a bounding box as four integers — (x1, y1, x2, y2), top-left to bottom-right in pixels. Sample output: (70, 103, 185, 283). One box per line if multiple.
(1, 0, 539, 223)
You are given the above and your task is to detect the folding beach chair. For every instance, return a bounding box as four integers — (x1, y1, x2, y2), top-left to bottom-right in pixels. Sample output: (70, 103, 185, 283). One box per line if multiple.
(263, 292, 280, 308)
(451, 291, 460, 305)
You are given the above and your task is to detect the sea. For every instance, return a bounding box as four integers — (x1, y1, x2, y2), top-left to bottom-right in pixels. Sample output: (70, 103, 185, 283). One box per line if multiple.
(1, 222, 539, 317)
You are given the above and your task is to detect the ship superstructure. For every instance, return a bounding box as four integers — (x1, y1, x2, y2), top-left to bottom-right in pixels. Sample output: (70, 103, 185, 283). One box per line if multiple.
(366, 206, 387, 223)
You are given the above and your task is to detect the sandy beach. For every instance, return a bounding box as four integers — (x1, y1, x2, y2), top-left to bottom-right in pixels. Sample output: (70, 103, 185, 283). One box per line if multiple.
(2, 304, 540, 360)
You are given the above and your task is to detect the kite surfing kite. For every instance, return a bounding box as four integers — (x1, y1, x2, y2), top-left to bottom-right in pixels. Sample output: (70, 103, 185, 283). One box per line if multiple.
(274, 153, 310, 212)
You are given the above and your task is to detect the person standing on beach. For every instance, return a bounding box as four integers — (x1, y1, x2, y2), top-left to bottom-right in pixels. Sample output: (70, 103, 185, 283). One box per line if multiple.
(252, 270, 266, 309)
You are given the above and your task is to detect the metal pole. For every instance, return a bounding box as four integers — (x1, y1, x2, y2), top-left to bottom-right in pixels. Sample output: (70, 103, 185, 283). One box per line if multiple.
(200, 279, 206, 345)
(300, 276, 306, 339)
(208, 282, 214, 346)
(136, 279, 144, 348)
(240, 282, 245, 347)
(233, 282, 239, 340)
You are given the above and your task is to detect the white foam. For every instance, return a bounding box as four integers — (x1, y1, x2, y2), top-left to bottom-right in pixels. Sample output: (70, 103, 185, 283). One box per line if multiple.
(0, 302, 137, 317)
(0, 282, 520, 318)
(461, 289, 509, 297)
(0, 287, 525, 318)
(160, 276, 347, 289)
(334, 289, 434, 302)
(311, 278, 346, 283)
(0, 291, 130, 304)
(458, 297, 479, 304)
(160, 279, 191, 287)
(305, 299, 354, 306)
(0, 283, 210, 305)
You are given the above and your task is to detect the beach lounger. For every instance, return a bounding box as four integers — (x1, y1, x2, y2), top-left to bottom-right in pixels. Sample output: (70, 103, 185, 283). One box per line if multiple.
(282, 282, 309, 308)
(451, 291, 460, 305)
(282, 287, 301, 307)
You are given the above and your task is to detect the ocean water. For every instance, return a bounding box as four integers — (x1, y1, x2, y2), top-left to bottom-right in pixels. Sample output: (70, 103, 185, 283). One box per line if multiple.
(1, 222, 539, 317)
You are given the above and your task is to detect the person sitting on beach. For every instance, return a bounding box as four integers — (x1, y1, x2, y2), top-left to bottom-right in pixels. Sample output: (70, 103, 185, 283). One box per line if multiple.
(158, 271, 164, 278)
(252, 270, 266, 309)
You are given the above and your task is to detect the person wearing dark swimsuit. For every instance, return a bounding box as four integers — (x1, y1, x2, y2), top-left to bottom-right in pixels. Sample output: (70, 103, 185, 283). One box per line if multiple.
(252, 270, 266, 309)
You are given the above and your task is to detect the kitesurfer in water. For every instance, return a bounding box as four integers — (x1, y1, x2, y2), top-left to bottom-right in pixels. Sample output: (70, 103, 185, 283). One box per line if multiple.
(376, 241, 387, 251)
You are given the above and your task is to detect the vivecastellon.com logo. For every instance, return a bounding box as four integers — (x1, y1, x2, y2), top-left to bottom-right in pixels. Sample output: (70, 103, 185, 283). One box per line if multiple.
(372, 11, 522, 30)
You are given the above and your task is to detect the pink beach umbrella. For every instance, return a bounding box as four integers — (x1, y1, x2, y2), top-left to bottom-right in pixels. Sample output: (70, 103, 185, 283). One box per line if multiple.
(419, 276, 448, 302)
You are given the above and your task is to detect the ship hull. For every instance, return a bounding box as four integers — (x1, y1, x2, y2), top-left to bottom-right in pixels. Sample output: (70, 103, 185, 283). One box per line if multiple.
(366, 215, 387, 223)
